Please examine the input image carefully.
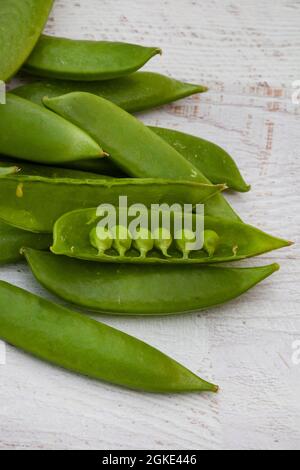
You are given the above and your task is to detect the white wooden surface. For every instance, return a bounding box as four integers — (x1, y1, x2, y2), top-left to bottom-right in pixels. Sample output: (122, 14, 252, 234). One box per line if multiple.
(1, 0, 300, 450)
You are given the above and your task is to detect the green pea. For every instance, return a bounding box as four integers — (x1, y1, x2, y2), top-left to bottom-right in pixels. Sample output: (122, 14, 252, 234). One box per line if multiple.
(12, 72, 207, 113)
(0, 95, 103, 165)
(0, 161, 222, 233)
(203, 230, 220, 257)
(132, 228, 154, 258)
(153, 228, 173, 258)
(90, 227, 113, 255)
(0, 1, 54, 82)
(0, 166, 19, 177)
(24, 248, 280, 316)
(52, 208, 292, 265)
(175, 229, 197, 259)
(0, 280, 217, 393)
(44, 92, 241, 222)
(24, 35, 161, 81)
(0, 221, 51, 265)
(112, 226, 132, 257)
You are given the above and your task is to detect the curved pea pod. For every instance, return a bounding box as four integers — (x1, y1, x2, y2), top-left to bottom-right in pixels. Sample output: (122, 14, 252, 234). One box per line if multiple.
(0, 161, 224, 233)
(0, 281, 218, 393)
(0, 221, 51, 265)
(12, 72, 207, 112)
(24, 248, 280, 316)
(0, 1, 54, 82)
(150, 127, 250, 193)
(24, 35, 161, 81)
(52, 207, 292, 265)
(44, 92, 241, 222)
(0, 94, 103, 165)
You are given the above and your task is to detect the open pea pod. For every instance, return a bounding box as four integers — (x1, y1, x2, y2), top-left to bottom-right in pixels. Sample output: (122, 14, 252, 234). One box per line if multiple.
(0, 281, 217, 393)
(24, 35, 161, 81)
(0, 1, 54, 82)
(0, 94, 103, 165)
(12, 72, 207, 112)
(52, 207, 291, 265)
(24, 248, 280, 316)
(0, 162, 224, 233)
(0, 221, 51, 265)
(44, 92, 241, 222)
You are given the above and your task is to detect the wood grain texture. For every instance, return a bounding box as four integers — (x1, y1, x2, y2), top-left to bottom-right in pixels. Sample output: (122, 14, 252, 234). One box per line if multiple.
(1, 0, 300, 450)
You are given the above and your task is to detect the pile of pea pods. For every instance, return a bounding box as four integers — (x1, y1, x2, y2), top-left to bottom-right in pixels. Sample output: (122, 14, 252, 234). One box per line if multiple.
(0, 1, 292, 394)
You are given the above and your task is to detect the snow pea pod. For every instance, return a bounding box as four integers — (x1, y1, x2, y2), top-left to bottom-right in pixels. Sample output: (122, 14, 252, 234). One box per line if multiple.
(0, 0, 54, 82)
(44, 92, 241, 222)
(150, 127, 250, 193)
(24, 35, 161, 81)
(23, 249, 280, 316)
(0, 94, 103, 164)
(0, 281, 217, 393)
(12, 72, 207, 112)
(52, 208, 291, 265)
(0, 221, 51, 265)
(0, 162, 223, 233)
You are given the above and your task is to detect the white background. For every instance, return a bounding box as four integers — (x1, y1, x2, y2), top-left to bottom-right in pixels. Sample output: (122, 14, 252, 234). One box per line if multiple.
(1, 0, 300, 450)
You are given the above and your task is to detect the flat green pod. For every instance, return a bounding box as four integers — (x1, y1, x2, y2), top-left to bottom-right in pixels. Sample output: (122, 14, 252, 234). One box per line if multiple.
(44, 92, 241, 222)
(0, 221, 51, 265)
(12, 72, 207, 112)
(150, 127, 250, 193)
(0, 1, 54, 82)
(24, 35, 161, 81)
(0, 94, 103, 164)
(0, 281, 217, 393)
(0, 162, 223, 233)
(24, 248, 280, 316)
(52, 208, 291, 265)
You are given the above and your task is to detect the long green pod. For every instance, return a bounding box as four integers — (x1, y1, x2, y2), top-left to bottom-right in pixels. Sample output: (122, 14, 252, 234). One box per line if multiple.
(0, 162, 223, 233)
(24, 248, 280, 316)
(0, 1, 54, 82)
(44, 92, 241, 222)
(24, 35, 161, 81)
(150, 127, 250, 193)
(0, 222, 51, 265)
(0, 281, 217, 393)
(52, 208, 291, 265)
(12, 72, 207, 112)
(0, 94, 103, 164)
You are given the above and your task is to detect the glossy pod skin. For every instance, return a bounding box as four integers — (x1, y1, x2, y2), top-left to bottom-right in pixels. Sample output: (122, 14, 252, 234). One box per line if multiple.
(12, 72, 207, 112)
(24, 248, 280, 316)
(0, 162, 223, 233)
(52, 208, 291, 265)
(0, 222, 51, 265)
(150, 127, 250, 193)
(0, 94, 103, 164)
(24, 35, 161, 81)
(44, 92, 241, 222)
(0, 1, 54, 82)
(0, 281, 217, 393)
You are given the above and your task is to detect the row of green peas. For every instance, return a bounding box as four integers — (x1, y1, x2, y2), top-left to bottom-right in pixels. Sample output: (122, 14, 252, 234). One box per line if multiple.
(90, 225, 220, 259)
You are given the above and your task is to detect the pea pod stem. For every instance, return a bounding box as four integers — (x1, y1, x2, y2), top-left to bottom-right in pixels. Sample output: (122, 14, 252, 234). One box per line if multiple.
(0, 281, 218, 393)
